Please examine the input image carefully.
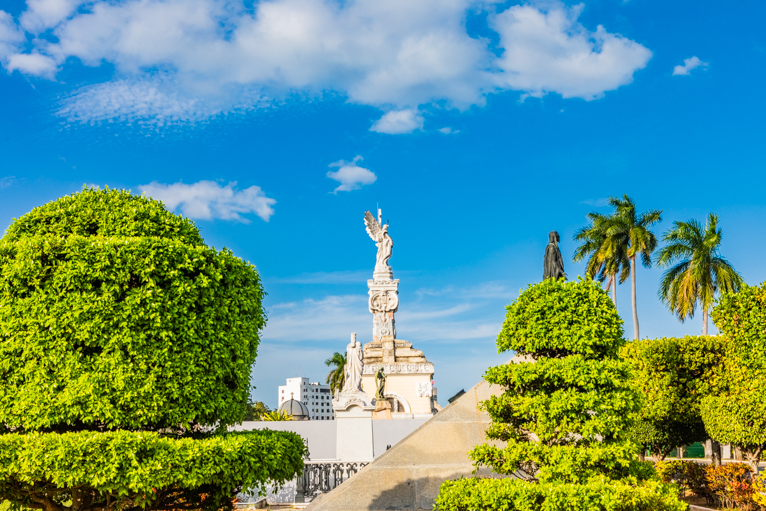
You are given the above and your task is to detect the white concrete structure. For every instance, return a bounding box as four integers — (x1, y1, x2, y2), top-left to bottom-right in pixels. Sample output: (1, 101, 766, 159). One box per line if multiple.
(278, 377, 335, 420)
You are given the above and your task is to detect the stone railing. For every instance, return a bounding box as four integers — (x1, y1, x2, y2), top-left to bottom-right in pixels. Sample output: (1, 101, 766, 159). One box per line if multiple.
(295, 461, 369, 502)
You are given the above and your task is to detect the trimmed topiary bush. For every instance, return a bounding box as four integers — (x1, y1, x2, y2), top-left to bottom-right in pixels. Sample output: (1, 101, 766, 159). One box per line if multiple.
(0, 188, 306, 511)
(435, 278, 686, 511)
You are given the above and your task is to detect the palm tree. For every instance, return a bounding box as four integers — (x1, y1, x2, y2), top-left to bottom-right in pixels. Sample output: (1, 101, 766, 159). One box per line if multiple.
(603, 195, 663, 340)
(655, 213, 743, 335)
(325, 351, 346, 395)
(263, 410, 294, 421)
(573, 212, 629, 306)
(243, 400, 270, 421)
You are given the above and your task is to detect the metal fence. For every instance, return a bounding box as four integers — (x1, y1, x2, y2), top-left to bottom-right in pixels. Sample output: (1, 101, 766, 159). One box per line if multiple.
(295, 461, 369, 502)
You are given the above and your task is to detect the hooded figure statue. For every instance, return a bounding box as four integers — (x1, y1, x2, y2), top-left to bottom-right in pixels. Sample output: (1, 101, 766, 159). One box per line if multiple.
(543, 231, 567, 281)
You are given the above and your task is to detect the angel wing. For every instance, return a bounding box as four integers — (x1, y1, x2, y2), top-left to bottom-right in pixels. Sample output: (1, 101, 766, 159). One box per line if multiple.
(364, 210, 382, 241)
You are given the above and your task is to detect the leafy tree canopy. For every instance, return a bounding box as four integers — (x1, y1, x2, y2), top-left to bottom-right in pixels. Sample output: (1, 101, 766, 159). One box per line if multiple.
(0, 189, 306, 511)
(620, 336, 723, 459)
(701, 282, 766, 471)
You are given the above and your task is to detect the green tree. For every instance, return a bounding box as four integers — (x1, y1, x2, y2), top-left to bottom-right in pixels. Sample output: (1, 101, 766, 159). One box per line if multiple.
(702, 282, 766, 472)
(620, 336, 723, 461)
(243, 400, 271, 421)
(573, 211, 629, 306)
(0, 189, 306, 511)
(601, 195, 662, 340)
(324, 351, 346, 394)
(263, 410, 294, 421)
(656, 213, 743, 336)
(435, 279, 685, 511)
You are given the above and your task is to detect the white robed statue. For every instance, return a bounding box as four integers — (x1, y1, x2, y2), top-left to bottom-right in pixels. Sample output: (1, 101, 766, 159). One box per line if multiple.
(364, 210, 393, 279)
(342, 333, 364, 393)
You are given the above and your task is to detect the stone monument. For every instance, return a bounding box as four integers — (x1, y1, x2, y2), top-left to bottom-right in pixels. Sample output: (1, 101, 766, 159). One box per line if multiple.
(361, 209, 439, 417)
(543, 230, 567, 281)
(332, 333, 375, 460)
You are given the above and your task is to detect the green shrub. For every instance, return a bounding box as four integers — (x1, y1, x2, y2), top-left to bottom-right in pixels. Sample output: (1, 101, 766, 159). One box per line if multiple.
(620, 336, 722, 460)
(0, 189, 306, 511)
(703, 282, 766, 472)
(436, 279, 685, 510)
(435, 476, 687, 511)
(654, 460, 709, 499)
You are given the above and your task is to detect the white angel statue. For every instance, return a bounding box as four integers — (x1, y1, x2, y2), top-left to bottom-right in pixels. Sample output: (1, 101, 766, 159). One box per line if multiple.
(364, 210, 393, 278)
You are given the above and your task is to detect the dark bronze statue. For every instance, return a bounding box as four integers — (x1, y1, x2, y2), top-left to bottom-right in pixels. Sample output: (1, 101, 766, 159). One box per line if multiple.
(375, 367, 386, 400)
(543, 231, 567, 281)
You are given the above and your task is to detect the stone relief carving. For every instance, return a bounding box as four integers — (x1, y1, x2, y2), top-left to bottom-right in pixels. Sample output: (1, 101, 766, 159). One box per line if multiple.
(369, 289, 399, 312)
(372, 311, 396, 340)
(364, 363, 434, 375)
(416, 382, 433, 398)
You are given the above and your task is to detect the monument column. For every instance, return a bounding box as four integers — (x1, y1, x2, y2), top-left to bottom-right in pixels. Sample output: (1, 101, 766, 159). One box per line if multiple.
(332, 333, 375, 461)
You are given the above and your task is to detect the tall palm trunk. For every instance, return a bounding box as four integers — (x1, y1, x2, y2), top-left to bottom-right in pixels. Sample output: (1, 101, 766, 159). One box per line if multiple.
(631, 256, 639, 340)
(702, 308, 709, 336)
(611, 275, 617, 307)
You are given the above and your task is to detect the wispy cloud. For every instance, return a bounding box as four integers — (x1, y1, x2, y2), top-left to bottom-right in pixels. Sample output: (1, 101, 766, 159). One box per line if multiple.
(326, 156, 377, 193)
(1, 0, 652, 127)
(270, 270, 371, 285)
(138, 180, 276, 222)
(672, 56, 708, 76)
(0, 176, 16, 189)
(581, 198, 610, 207)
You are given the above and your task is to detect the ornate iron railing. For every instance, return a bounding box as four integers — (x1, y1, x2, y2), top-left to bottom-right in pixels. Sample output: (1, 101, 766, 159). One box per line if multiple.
(295, 461, 369, 502)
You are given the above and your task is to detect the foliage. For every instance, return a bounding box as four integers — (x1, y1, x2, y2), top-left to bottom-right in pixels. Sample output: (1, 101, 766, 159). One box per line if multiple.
(263, 410, 294, 421)
(704, 463, 761, 510)
(0, 189, 305, 511)
(656, 213, 743, 335)
(243, 400, 271, 421)
(324, 351, 347, 395)
(435, 476, 688, 511)
(620, 336, 722, 459)
(702, 283, 766, 472)
(0, 430, 306, 511)
(753, 473, 766, 507)
(654, 461, 709, 499)
(438, 279, 684, 510)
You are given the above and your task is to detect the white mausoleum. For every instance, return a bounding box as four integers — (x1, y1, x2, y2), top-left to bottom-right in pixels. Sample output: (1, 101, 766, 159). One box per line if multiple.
(278, 377, 335, 420)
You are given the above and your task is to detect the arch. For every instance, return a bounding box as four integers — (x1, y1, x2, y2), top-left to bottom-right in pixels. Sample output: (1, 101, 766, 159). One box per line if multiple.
(384, 392, 411, 413)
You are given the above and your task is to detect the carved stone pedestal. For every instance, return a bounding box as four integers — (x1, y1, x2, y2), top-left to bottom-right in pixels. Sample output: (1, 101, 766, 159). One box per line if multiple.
(333, 391, 375, 461)
(373, 399, 392, 420)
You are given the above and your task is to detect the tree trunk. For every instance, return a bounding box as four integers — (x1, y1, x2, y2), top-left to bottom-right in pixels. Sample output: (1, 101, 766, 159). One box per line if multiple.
(611, 275, 617, 306)
(630, 256, 639, 340)
(702, 307, 709, 336)
(711, 440, 722, 467)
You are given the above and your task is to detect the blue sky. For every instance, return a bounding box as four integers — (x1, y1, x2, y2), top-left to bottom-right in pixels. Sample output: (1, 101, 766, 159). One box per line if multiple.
(1, 0, 765, 408)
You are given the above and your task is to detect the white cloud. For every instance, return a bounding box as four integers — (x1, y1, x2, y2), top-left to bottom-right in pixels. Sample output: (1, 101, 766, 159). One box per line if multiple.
(672, 56, 708, 76)
(0, 11, 23, 61)
(2, 0, 652, 125)
(370, 109, 424, 134)
(6, 52, 58, 78)
(326, 155, 377, 193)
(438, 127, 459, 134)
(20, 0, 84, 32)
(490, 4, 653, 100)
(138, 180, 276, 222)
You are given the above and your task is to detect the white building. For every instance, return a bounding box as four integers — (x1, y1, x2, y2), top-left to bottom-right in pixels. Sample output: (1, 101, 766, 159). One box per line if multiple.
(278, 377, 334, 420)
